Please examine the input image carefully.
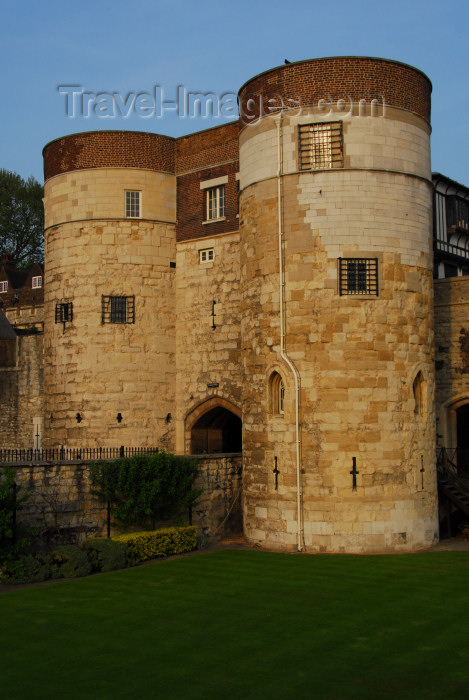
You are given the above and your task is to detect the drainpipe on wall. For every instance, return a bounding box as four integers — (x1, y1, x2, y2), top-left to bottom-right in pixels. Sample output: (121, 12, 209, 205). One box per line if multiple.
(275, 115, 303, 552)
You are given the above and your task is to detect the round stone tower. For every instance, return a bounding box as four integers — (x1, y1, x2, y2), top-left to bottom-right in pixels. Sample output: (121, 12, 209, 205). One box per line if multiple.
(238, 57, 438, 552)
(42, 131, 176, 449)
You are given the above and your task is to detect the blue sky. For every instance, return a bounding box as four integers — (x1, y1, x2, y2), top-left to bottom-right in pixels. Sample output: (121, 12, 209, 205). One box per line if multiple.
(1, 0, 468, 185)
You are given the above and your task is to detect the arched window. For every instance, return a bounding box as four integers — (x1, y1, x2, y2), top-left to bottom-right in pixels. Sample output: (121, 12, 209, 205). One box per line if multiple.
(413, 371, 426, 415)
(271, 372, 285, 416)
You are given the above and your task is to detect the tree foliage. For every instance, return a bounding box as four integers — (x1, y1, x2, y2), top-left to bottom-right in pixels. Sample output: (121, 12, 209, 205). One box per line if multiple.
(89, 453, 201, 529)
(0, 169, 44, 269)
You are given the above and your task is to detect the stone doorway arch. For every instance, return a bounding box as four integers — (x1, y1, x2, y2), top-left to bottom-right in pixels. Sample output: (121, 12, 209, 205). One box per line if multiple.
(441, 396, 469, 448)
(185, 398, 242, 455)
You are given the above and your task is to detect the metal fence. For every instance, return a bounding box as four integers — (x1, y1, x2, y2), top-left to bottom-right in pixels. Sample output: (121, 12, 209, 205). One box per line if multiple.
(437, 447, 469, 479)
(0, 446, 159, 465)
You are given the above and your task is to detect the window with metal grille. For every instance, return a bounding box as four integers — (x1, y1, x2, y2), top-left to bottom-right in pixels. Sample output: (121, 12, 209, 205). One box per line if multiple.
(206, 186, 225, 221)
(101, 295, 135, 324)
(125, 191, 141, 218)
(55, 302, 73, 323)
(299, 121, 343, 170)
(339, 258, 378, 296)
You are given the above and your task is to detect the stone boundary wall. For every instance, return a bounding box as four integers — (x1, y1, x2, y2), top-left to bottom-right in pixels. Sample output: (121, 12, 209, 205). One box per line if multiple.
(8, 454, 242, 547)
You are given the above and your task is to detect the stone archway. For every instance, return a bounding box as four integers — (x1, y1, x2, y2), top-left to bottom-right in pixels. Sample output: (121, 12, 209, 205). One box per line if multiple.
(441, 396, 469, 449)
(185, 398, 242, 455)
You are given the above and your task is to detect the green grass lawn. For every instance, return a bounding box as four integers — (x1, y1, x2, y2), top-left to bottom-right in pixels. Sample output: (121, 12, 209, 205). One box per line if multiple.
(1, 549, 469, 699)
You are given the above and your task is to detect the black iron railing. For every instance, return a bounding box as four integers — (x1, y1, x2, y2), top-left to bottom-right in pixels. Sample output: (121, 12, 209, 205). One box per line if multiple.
(0, 446, 159, 465)
(437, 447, 469, 480)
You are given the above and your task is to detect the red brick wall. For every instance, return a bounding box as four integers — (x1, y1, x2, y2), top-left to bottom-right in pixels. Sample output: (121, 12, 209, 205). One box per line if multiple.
(177, 164, 239, 242)
(44, 124, 241, 182)
(176, 122, 240, 172)
(238, 57, 431, 124)
(43, 131, 175, 181)
(0, 263, 44, 308)
(176, 123, 239, 242)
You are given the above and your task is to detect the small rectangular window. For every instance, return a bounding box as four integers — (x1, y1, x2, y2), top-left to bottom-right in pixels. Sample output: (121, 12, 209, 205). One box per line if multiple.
(339, 258, 378, 296)
(199, 248, 214, 263)
(125, 191, 141, 218)
(206, 186, 225, 221)
(299, 122, 343, 170)
(102, 295, 135, 324)
(55, 302, 73, 323)
(32, 276, 42, 289)
(0, 281, 7, 293)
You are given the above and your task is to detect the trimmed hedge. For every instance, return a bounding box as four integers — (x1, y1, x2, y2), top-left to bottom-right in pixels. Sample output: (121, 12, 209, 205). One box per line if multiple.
(112, 526, 197, 561)
(1, 526, 198, 584)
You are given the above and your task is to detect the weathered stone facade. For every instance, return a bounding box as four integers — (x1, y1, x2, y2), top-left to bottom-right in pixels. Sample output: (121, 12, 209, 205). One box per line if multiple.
(43, 164, 177, 449)
(0, 331, 43, 449)
(237, 59, 437, 551)
(10, 55, 469, 552)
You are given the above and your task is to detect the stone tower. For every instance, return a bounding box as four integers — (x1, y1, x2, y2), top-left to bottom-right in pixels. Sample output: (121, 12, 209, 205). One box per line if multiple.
(40, 57, 440, 553)
(42, 131, 177, 449)
(238, 57, 438, 552)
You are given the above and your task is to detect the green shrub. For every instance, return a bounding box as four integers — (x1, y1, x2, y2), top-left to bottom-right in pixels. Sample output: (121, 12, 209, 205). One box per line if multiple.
(89, 453, 201, 530)
(0, 466, 30, 564)
(113, 526, 197, 562)
(1, 553, 52, 584)
(83, 538, 136, 573)
(52, 545, 93, 579)
(16, 554, 52, 583)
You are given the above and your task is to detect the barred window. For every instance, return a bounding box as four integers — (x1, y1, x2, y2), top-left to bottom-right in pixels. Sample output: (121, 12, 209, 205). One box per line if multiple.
(299, 121, 343, 170)
(102, 295, 135, 324)
(339, 258, 378, 296)
(55, 302, 73, 323)
(206, 186, 225, 221)
(125, 191, 141, 218)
